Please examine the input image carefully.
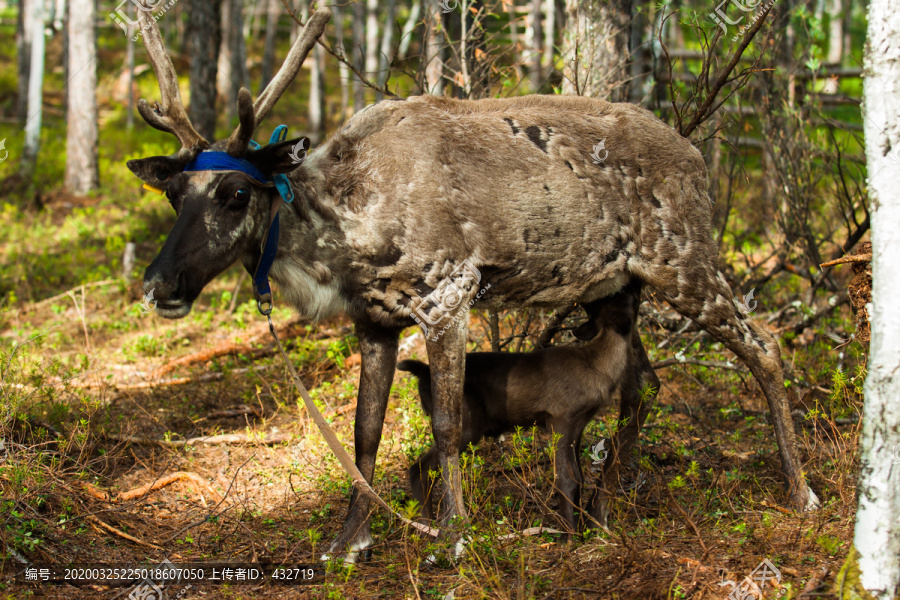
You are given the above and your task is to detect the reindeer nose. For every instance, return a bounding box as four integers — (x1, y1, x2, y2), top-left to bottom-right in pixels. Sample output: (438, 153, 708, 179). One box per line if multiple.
(143, 266, 185, 302)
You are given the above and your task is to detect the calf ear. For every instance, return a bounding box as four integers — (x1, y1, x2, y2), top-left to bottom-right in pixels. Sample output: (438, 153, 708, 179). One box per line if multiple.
(247, 137, 310, 175)
(127, 155, 190, 187)
(573, 320, 600, 342)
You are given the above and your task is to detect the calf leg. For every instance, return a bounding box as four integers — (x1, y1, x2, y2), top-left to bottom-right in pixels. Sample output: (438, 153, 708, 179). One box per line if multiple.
(592, 329, 660, 525)
(325, 322, 402, 562)
(550, 417, 590, 534)
(409, 446, 440, 521)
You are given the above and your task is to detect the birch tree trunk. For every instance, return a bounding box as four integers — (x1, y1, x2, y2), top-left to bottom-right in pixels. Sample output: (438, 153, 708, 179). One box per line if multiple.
(822, 0, 844, 94)
(542, 0, 555, 76)
(332, 3, 350, 118)
(16, 0, 31, 125)
(125, 1, 135, 131)
(20, 0, 44, 181)
(64, 0, 98, 195)
(529, 0, 543, 91)
(562, 0, 632, 100)
(365, 0, 380, 79)
(423, 0, 444, 95)
(219, 0, 249, 122)
(260, 0, 280, 92)
(352, 0, 366, 111)
(376, 0, 397, 100)
(187, 0, 222, 141)
(309, 39, 326, 139)
(397, 1, 421, 61)
(849, 0, 900, 597)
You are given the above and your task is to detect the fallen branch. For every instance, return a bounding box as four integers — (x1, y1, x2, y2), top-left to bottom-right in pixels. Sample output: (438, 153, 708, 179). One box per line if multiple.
(88, 515, 164, 551)
(325, 402, 357, 419)
(651, 358, 744, 372)
(104, 432, 293, 448)
(798, 566, 830, 598)
(496, 527, 565, 541)
(148, 319, 324, 380)
(119, 471, 222, 502)
(28, 279, 121, 310)
(820, 252, 872, 269)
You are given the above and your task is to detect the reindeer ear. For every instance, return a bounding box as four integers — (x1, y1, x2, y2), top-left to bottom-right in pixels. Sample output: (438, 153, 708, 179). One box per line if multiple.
(246, 137, 310, 175)
(127, 155, 190, 187)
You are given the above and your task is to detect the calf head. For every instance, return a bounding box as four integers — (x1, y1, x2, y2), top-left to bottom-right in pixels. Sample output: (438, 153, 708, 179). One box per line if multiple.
(126, 7, 330, 318)
(573, 279, 643, 341)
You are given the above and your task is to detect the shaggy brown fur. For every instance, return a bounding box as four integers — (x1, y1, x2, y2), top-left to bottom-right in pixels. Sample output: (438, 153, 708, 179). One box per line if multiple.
(130, 93, 818, 561)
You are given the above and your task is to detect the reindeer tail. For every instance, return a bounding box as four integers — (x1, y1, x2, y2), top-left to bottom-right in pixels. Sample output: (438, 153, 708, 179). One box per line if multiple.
(396, 359, 433, 416)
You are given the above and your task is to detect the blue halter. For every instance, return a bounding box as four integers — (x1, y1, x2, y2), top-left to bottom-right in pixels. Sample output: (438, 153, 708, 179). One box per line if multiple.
(183, 125, 299, 315)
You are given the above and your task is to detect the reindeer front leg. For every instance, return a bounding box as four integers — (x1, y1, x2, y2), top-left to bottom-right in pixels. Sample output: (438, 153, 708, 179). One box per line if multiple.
(424, 316, 469, 556)
(326, 322, 401, 563)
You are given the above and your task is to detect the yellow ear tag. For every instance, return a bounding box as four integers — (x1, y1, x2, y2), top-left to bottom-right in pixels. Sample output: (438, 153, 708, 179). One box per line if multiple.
(142, 183, 165, 195)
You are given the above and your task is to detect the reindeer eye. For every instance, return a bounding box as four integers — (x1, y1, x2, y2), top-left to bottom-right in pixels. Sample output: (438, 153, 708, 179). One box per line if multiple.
(234, 188, 250, 202)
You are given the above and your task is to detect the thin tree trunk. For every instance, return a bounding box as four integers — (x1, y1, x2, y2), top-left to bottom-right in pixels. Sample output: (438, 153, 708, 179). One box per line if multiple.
(352, 0, 366, 111)
(530, 0, 543, 91)
(542, 0, 555, 73)
(822, 0, 844, 93)
(64, 0, 98, 195)
(218, 0, 234, 100)
(309, 40, 326, 139)
(187, 0, 222, 141)
(126, 2, 135, 131)
(366, 0, 380, 78)
(332, 3, 350, 118)
(376, 0, 397, 100)
(562, 0, 632, 100)
(260, 0, 280, 92)
(20, 0, 44, 181)
(16, 0, 31, 125)
(424, 0, 444, 95)
(849, 1, 900, 598)
(398, 1, 421, 61)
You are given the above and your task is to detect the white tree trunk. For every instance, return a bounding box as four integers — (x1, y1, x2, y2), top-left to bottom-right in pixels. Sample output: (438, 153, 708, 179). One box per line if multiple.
(64, 0, 98, 194)
(424, 1, 444, 95)
(332, 3, 350, 119)
(20, 0, 44, 180)
(16, 0, 33, 125)
(365, 0, 379, 77)
(351, 1, 366, 111)
(376, 0, 397, 100)
(397, 1, 420, 61)
(854, 0, 900, 598)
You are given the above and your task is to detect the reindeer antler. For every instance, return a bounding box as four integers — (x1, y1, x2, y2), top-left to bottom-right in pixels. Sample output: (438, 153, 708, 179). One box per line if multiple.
(225, 7, 332, 156)
(136, 5, 208, 156)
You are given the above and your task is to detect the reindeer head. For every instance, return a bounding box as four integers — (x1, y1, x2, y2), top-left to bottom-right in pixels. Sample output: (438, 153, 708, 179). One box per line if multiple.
(127, 7, 330, 318)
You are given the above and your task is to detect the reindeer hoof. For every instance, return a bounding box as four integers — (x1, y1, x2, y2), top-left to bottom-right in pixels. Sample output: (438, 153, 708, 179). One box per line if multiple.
(320, 536, 373, 564)
(801, 487, 822, 512)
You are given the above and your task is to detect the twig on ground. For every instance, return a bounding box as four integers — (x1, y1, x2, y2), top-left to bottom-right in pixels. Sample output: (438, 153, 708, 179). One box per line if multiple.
(820, 253, 872, 268)
(87, 514, 164, 551)
(28, 279, 120, 310)
(652, 358, 744, 371)
(103, 432, 293, 448)
(118, 471, 222, 502)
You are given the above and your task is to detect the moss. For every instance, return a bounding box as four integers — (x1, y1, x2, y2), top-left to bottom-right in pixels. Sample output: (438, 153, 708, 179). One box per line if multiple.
(834, 546, 900, 600)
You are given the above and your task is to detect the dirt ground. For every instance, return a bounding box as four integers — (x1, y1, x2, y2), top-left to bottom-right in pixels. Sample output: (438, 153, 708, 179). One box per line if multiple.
(0, 276, 862, 600)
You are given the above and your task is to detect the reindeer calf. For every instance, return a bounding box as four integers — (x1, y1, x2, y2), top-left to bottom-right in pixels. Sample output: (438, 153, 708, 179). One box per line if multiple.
(398, 281, 647, 532)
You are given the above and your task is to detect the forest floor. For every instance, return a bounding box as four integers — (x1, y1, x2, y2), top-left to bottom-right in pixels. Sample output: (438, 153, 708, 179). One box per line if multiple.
(0, 195, 865, 600)
(0, 163, 871, 600)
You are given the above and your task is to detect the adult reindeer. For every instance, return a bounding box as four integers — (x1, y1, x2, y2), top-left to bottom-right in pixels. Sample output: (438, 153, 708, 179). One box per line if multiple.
(127, 5, 818, 561)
